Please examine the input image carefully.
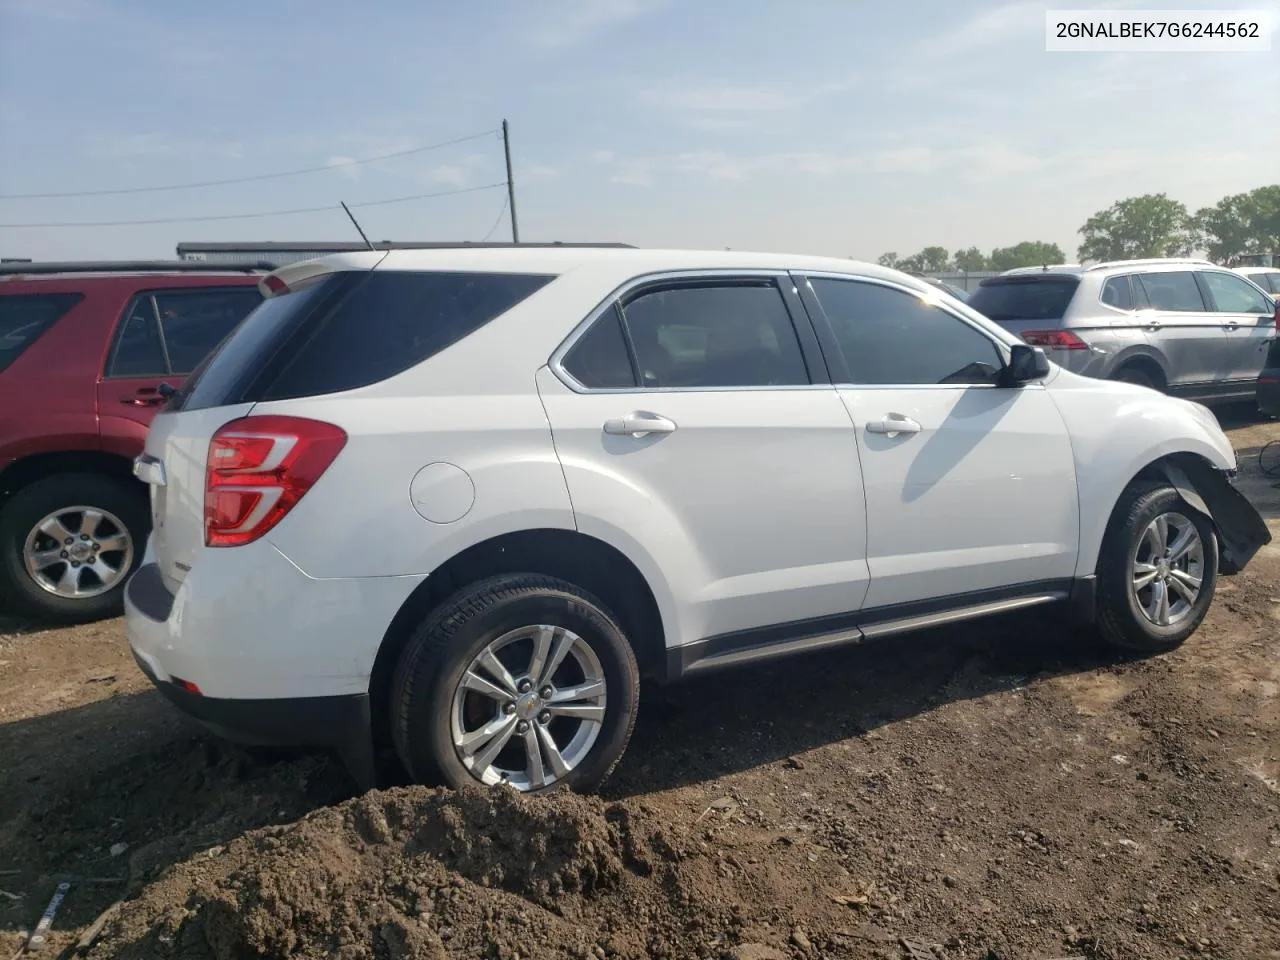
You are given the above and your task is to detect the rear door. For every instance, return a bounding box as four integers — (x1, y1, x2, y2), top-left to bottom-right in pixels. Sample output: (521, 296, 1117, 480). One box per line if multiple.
(1131, 270, 1225, 392)
(539, 272, 871, 644)
(1198, 269, 1275, 383)
(797, 273, 1078, 610)
(97, 285, 262, 456)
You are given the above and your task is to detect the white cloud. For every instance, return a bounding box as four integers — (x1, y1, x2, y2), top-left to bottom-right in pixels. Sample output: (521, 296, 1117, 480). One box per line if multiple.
(530, 0, 657, 47)
(675, 151, 752, 182)
(426, 164, 468, 185)
(610, 160, 652, 187)
(591, 149, 615, 164)
(327, 156, 361, 182)
(523, 164, 559, 181)
(917, 0, 1046, 58)
(640, 83, 795, 112)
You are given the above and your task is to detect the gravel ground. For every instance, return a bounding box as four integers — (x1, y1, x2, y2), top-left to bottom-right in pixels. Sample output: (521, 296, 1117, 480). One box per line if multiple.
(2, 408, 1278, 960)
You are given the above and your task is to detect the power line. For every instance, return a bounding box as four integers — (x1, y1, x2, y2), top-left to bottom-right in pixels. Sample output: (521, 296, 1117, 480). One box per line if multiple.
(0, 182, 508, 229)
(480, 195, 510, 243)
(0, 129, 500, 200)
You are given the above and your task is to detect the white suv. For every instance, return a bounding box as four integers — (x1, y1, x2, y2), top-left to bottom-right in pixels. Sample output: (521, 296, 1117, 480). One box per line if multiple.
(124, 247, 1270, 793)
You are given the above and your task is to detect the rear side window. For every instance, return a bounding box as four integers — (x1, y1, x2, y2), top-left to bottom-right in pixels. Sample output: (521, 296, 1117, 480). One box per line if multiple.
(619, 282, 810, 388)
(0, 293, 82, 374)
(176, 270, 554, 410)
(1100, 276, 1133, 310)
(561, 309, 636, 389)
(1133, 272, 1204, 312)
(1261, 273, 1280, 295)
(967, 277, 1079, 322)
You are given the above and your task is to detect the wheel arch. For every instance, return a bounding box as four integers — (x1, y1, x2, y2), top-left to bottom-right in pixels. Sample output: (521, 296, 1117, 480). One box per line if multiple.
(0, 450, 141, 508)
(368, 527, 668, 752)
(1110, 350, 1169, 391)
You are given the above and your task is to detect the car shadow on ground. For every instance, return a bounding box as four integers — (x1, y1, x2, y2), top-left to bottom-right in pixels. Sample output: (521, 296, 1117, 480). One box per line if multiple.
(604, 608, 1133, 799)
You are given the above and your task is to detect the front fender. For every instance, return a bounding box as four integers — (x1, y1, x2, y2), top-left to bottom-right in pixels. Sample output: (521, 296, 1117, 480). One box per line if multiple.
(1157, 457, 1271, 574)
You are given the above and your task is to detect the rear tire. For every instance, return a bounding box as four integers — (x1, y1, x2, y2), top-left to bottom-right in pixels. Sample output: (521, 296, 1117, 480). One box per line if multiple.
(1113, 365, 1158, 391)
(1095, 481, 1217, 653)
(391, 574, 640, 793)
(0, 473, 149, 624)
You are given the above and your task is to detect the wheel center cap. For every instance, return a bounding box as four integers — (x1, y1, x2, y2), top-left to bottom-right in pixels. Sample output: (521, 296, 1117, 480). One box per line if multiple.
(68, 542, 93, 562)
(515, 692, 541, 721)
(1156, 559, 1170, 578)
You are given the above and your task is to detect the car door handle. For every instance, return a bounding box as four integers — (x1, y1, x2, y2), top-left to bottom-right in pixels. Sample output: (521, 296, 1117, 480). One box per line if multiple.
(866, 414, 922, 437)
(1223, 320, 1240, 330)
(603, 412, 677, 438)
(122, 394, 165, 406)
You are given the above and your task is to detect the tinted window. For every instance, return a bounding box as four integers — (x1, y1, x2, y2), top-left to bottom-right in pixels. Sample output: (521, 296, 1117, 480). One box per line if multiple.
(967, 276, 1079, 322)
(562, 309, 636, 389)
(177, 276, 342, 412)
(153, 288, 262, 373)
(109, 297, 167, 377)
(620, 282, 809, 388)
(1133, 272, 1204, 312)
(1101, 276, 1133, 310)
(1201, 272, 1272, 314)
(0, 293, 81, 374)
(810, 278, 1004, 385)
(1261, 273, 1280, 295)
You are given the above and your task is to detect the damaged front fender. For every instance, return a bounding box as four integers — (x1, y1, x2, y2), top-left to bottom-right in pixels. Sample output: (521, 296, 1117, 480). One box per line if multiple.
(1159, 457, 1272, 575)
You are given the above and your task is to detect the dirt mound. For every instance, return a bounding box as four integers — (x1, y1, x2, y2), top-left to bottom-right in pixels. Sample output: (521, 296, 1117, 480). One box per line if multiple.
(87, 785, 713, 960)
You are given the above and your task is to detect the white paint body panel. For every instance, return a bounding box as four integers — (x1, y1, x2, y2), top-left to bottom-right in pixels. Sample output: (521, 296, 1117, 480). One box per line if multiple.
(838, 383, 1079, 608)
(125, 247, 1242, 705)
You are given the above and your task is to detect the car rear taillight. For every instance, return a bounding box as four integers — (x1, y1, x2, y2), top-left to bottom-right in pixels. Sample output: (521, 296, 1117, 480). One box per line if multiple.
(261, 274, 289, 297)
(1021, 330, 1089, 350)
(204, 415, 346, 547)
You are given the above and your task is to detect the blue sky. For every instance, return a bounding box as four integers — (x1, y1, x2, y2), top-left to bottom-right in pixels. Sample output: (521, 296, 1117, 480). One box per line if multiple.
(1, 0, 1277, 262)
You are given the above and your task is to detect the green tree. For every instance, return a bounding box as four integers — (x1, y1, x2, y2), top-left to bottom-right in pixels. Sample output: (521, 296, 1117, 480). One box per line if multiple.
(988, 241, 1066, 271)
(1196, 184, 1280, 264)
(876, 252, 900, 268)
(1077, 193, 1196, 262)
(952, 246, 988, 272)
(918, 246, 951, 273)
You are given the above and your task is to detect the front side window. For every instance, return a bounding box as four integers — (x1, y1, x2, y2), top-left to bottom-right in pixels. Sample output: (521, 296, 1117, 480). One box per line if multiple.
(1133, 272, 1205, 312)
(108, 287, 262, 378)
(618, 282, 810, 388)
(152, 288, 263, 374)
(809, 278, 1004, 385)
(1200, 271, 1273, 314)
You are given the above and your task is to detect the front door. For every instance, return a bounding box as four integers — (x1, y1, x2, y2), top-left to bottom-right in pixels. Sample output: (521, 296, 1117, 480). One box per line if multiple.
(797, 273, 1079, 610)
(1198, 269, 1276, 384)
(97, 286, 262, 458)
(538, 274, 869, 646)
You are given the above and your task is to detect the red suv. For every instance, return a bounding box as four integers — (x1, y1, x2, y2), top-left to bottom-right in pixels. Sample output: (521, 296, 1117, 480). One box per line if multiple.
(0, 261, 267, 622)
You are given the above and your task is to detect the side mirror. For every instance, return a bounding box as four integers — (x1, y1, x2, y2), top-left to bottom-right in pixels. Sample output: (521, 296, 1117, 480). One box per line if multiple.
(1005, 343, 1050, 385)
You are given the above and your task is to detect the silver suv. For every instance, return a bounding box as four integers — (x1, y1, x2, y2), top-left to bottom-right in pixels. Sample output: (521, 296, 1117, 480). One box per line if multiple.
(967, 258, 1279, 400)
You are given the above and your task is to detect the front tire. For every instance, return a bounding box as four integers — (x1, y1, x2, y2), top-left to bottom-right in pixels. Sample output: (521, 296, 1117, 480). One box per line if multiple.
(0, 473, 149, 624)
(1096, 481, 1218, 653)
(391, 574, 640, 793)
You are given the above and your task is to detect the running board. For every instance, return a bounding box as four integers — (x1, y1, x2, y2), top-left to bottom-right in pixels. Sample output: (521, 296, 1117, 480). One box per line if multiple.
(672, 585, 1070, 679)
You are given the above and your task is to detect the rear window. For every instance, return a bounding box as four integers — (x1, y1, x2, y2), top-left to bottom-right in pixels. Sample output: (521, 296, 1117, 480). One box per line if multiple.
(966, 276, 1079, 322)
(0, 293, 82, 373)
(175, 269, 555, 410)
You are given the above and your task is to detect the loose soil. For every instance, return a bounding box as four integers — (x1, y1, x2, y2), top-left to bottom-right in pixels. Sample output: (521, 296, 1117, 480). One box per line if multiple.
(2, 409, 1279, 960)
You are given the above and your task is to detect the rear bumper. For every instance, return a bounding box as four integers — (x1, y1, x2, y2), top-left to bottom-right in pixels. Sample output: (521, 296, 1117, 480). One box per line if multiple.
(123, 551, 417, 789)
(130, 643, 372, 759)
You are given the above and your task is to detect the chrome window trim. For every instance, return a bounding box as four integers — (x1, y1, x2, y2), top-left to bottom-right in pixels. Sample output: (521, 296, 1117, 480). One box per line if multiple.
(795, 270, 1042, 390)
(547, 268, 830, 395)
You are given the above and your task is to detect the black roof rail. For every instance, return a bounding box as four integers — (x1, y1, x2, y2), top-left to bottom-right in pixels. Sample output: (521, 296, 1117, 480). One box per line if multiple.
(175, 240, 636, 254)
(0, 259, 275, 277)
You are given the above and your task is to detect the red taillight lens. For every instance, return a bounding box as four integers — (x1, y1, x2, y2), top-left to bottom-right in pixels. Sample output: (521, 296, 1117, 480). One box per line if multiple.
(204, 415, 346, 548)
(1021, 329, 1089, 350)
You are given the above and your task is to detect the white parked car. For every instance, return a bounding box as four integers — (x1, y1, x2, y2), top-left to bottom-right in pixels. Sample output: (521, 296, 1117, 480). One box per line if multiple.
(125, 247, 1270, 793)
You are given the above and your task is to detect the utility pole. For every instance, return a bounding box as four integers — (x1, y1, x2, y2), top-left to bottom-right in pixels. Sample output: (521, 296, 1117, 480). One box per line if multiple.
(502, 119, 519, 244)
